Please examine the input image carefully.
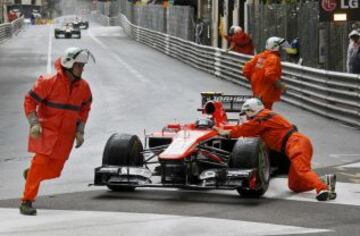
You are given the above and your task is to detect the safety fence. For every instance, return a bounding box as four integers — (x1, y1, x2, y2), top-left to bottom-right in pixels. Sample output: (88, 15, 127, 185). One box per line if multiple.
(0, 23, 11, 42)
(90, 12, 109, 26)
(116, 0, 194, 42)
(0, 17, 24, 43)
(94, 13, 360, 128)
(247, 2, 355, 73)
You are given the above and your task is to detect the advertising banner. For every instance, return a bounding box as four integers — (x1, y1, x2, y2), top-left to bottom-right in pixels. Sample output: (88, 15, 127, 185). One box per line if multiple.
(319, 0, 360, 21)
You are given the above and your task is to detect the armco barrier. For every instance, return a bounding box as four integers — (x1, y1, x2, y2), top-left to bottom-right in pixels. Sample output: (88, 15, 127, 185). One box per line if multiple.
(0, 17, 24, 42)
(94, 14, 360, 127)
(0, 23, 12, 42)
(11, 17, 23, 34)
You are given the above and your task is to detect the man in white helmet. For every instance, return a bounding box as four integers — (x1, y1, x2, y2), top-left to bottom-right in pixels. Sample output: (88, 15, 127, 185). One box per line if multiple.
(243, 36, 289, 110)
(346, 30, 360, 73)
(215, 98, 337, 201)
(20, 47, 95, 215)
(225, 25, 254, 55)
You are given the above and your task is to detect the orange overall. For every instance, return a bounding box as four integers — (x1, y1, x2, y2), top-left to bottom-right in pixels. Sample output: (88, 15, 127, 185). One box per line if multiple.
(242, 50, 283, 109)
(225, 31, 254, 55)
(231, 109, 328, 194)
(22, 58, 92, 201)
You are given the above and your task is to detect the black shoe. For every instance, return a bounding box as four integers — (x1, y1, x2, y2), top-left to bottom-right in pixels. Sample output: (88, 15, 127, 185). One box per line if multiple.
(19, 201, 37, 215)
(316, 190, 337, 201)
(23, 168, 29, 180)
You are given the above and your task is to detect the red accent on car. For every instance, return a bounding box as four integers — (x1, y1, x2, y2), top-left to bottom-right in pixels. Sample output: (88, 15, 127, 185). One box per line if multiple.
(199, 150, 224, 163)
(159, 130, 217, 160)
(167, 123, 181, 130)
(203, 101, 228, 126)
(249, 173, 257, 190)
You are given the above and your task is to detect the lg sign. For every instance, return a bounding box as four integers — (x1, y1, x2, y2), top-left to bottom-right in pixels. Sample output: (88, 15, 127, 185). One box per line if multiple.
(341, 0, 359, 8)
(320, 0, 360, 21)
(321, 0, 359, 11)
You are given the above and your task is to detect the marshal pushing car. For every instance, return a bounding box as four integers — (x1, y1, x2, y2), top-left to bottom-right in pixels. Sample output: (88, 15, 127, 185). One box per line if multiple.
(54, 23, 81, 39)
(93, 92, 290, 198)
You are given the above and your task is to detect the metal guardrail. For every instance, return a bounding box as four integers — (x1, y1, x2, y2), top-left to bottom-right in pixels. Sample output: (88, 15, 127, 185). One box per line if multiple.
(0, 23, 12, 42)
(11, 17, 23, 34)
(95, 14, 360, 128)
(0, 17, 24, 42)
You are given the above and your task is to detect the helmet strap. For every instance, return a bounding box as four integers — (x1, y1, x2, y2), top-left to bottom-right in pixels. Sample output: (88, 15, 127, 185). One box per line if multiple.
(64, 67, 81, 81)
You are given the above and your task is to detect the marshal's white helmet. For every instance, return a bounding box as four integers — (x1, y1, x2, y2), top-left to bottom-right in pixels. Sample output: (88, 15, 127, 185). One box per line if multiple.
(241, 98, 264, 118)
(229, 25, 242, 35)
(61, 47, 95, 69)
(265, 36, 290, 52)
(348, 30, 360, 39)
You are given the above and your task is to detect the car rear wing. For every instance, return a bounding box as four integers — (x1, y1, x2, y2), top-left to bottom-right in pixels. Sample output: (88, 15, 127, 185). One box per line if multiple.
(200, 92, 253, 112)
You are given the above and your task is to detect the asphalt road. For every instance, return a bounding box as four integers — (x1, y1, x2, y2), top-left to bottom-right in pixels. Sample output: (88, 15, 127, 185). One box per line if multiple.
(0, 21, 360, 236)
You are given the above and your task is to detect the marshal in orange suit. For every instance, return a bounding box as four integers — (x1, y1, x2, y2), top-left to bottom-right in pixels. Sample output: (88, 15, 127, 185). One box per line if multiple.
(20, 47, 95, 215)
(242, 37, 288, 110)
(215, 98, 337, 201)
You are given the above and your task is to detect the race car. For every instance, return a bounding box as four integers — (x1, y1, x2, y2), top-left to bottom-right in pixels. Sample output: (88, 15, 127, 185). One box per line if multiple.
(93, 92, 289, 198)
(54, 23, 81, 39)
(72, 17, 89, 30)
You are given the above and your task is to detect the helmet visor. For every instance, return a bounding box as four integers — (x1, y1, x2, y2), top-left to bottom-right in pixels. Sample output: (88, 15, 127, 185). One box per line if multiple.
(74, 49, 96, 64)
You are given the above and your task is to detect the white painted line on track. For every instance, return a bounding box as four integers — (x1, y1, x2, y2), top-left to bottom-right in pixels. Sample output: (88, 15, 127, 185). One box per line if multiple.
(265, 178, 360, 206)
(47, 24, 53, 74)
(0, 208, 330, 236)
(330, 154, 360, 159)
(87, 29, 108, 49)
(88, 28, 150, 84)
(145, 178, 360, 207)
(339, 162, 360, 168)
(110, 52, 150, 84)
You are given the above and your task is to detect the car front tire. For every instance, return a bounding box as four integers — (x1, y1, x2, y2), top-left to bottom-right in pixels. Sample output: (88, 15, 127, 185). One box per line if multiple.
(102, 133, 144, 192)
(230, 137, 270, 198)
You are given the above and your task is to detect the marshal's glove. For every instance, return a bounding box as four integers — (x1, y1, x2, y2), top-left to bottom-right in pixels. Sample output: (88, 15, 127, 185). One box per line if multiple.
(75, 121, 86, 148)
(27, 112, 42, 139)
(75, 132, 84, 148)
(214, 126, 231, 137)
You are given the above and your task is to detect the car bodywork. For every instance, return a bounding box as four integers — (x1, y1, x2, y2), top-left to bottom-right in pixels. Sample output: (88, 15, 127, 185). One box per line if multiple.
(72, 18, 89, 30)
(94, 92, 289, 198)
(54, 23, 81, 39)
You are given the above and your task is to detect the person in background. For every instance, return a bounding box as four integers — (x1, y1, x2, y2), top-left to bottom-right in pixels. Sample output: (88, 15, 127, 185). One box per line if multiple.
(242, 36, 289, 110)
(285, 38, 303, 65)
(346, 30, 360, 74)
(215, 98, 337, 201)
(8, 10, 17, 22)
(225, 25, 254, 55)
(20, 47, 95, 215)
(30, 12, 36, 25)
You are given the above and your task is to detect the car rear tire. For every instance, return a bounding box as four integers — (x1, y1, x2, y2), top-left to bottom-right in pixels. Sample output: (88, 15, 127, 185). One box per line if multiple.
(102, 133, 144, 191)
(107, 185, 136, 192)
(230, 137, 270, 198)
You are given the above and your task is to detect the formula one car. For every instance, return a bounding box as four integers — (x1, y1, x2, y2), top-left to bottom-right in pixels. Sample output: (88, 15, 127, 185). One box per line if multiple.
(54, 23, 81, 39)
(72, 17, 89, 30)
(94, 92, 289, 198)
